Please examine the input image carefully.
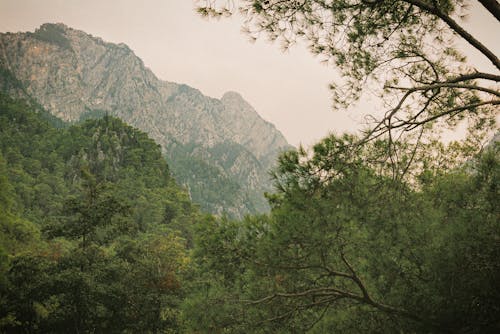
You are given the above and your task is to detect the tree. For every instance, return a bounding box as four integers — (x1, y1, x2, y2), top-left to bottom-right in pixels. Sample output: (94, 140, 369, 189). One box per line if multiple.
(0, 98, 200, 333)
(185, 135, 500, 333)
(197, 0, 498, 146)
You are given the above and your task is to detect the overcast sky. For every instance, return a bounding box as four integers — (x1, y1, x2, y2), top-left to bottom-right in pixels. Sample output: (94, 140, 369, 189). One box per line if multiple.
(0, 0, 498, 146)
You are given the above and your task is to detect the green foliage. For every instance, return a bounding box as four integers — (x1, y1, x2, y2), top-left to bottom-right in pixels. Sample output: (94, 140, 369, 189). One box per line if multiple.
(166, 140, 269, 218)
(0, 95, 200, 333)
(0, 67, 25, 93)
(1, 87, 497, 332)
(30, 24, 71, 50)
(78, 108, 108, 122)
(186, 134, 500, 333)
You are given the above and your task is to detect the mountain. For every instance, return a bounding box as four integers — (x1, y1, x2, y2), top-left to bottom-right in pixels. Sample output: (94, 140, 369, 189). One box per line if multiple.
(0, 93, 198, 232)
(0, 23, 292, 218)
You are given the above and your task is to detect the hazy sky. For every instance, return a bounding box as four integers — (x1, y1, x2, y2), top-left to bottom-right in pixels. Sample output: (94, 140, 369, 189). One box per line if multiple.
(0, 0, 498, 146)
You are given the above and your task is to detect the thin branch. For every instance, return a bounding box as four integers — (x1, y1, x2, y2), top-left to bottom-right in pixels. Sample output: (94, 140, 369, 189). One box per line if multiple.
(242, 287, 364, 307)
(340, 251, 372, 300)
(446, 72, 500, 83)
(386, 83, 500, 98)
(405, 0, 500, 70)
(402, 99, 500, 129)
(399, 127, 425, 181)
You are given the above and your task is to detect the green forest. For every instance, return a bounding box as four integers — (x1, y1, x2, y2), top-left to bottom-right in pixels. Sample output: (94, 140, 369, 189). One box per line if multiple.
(0, 94, 200, 332)
(0, 92, 498, 333)
(1, 0, 500, 332)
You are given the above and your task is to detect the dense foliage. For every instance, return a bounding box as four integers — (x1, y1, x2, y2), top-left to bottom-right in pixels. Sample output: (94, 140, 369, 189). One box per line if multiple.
(30, 23, 71, 50)
(166, 141, 268, 218)
(0, 94, 201, 332)
(186, 4, 499, 329)
(0, 95, 498, 333)
(185, 134, 499, 333)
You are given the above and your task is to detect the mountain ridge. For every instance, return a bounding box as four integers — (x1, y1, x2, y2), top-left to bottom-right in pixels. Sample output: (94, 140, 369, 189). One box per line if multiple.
(0, 22, 293, 217)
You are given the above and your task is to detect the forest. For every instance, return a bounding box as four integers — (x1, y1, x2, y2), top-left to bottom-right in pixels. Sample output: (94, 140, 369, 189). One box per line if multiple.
(0, 93, 498, 333)
(0, 94, 199, 332)
(1, 0, 500, 333)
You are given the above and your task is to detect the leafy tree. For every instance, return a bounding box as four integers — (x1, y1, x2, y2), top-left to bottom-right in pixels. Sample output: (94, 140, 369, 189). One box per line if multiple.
(48, 170, 129, 250)
(197, 0, 498, 145)
(185, 135, 500, 333)
(0, 95, 201, 333)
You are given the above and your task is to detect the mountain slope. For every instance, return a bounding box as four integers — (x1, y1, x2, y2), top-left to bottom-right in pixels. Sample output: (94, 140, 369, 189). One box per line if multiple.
(0, 23, 292, 217)
(0, 93, 198, 332)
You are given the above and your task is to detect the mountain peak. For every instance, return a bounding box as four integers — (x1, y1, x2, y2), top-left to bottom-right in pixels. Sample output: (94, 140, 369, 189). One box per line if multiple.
(222, 91, 242, 99)
(29, 22, 73, 50)
(39, 22, 69, 30)
(0, 24, 292, 218)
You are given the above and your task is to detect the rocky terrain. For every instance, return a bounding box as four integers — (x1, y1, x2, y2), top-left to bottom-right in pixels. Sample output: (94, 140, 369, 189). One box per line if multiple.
(0, 23, 292, 217)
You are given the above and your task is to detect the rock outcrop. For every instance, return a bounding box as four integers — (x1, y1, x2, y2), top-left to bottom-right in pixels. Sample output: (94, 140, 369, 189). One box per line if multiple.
(0, 23, 292, 217)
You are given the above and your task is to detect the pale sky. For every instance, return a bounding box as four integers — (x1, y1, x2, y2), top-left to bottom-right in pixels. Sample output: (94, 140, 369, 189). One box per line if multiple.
(0, 0, 498, 146)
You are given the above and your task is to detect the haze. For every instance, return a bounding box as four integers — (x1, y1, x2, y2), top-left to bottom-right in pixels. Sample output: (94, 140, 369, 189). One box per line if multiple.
(0, 0, 497, 146)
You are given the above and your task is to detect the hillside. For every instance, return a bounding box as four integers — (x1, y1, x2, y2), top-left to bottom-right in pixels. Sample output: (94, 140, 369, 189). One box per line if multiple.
(0, 23, 292, 217)
(0, 93, 201, 332)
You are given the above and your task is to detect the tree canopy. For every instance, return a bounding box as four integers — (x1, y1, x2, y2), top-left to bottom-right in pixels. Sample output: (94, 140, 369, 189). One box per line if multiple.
(1, 3, 498, 332)
(0, 94, 201, 332)
(185, 134, 500, 333)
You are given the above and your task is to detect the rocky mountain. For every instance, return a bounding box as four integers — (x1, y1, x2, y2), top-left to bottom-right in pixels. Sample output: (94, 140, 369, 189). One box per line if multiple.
(0, 23, 292, 218)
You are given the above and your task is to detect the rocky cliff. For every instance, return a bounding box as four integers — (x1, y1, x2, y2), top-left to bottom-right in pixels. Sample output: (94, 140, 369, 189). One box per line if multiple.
(0, 23, 292, 217)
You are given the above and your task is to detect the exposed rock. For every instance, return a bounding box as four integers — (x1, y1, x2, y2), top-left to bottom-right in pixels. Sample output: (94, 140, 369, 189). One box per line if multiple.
(0, 23, 293, 218)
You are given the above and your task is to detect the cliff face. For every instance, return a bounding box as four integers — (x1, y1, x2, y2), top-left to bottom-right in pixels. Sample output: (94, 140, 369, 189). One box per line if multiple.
(0, 23, 292, 217)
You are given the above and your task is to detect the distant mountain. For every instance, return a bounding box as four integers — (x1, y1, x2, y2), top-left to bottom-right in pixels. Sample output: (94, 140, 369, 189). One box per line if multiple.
(0, 23, 292, 217)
